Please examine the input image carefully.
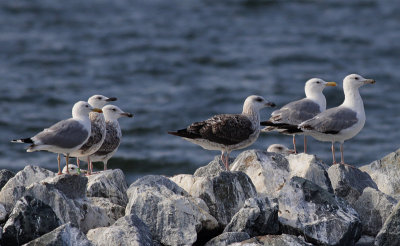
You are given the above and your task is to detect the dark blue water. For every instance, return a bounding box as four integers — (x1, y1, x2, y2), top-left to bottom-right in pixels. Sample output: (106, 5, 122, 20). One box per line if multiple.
(0, 0, 399, 184)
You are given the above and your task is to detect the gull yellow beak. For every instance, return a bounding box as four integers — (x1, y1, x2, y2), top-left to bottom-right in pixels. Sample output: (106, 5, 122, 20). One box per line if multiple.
(92, 108, 103, 113)
(364, 79, 376, 84)
(325, 82, 337, 86)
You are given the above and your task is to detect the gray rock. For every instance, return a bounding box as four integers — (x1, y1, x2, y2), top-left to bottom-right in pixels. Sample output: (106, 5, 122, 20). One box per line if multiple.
(375, 201, 400, 246)
(42, 173, 88, 199)
(23, 222, 93, 246)
(205, 232, 250, 246)
(229, 234, 313, 246)
(328, 164, 378, 205)
(88, 197, 125, 224)
(194, 155, 234, 177)
(0, 170, 15, 190)
(126, 175, 218, 246)
(0, 203, 7, 222)
(230, 150, 332, 197)
(360, 149, 400, 200)
(87, 214, 153, 246)
(0, 165, 55, 213)
(78, 200, 115, 233)
(2, 196, 61, 246)
(355, 235, 375, 246)
(353, 187, 397, 236)
(224, 197, 279, 237)
(278, 176, 362, 246)
(86, 169, 128, 207)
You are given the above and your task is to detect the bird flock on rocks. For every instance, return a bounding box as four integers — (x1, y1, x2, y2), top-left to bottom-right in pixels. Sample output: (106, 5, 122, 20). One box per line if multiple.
(12, 73, 374, 175)
(12, 95, 133, 175)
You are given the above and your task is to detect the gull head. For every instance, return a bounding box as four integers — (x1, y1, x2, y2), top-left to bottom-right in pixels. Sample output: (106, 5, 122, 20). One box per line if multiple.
(88, 95, 118, 108)
(267, 144, 295, 154)
(244, 95, 276, 112)
(344, 74, 376, 89)
(62, 164, 86, 175)
(305, 78, 336, 95)
(103, 105, 133, 121)
(72, 101, 102, 118)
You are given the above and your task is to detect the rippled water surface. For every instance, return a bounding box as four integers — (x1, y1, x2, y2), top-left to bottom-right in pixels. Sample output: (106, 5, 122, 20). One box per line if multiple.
(0, 0, 399, 183)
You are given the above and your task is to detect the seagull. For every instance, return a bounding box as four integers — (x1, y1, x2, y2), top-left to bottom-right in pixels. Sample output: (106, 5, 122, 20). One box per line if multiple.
(62, 164, 87, 175)
(69, 95, 117, 174)
(261, 78, 336, 153)
(83, 105, 133, 172)
(267, 144, 295, 155)
(168, 95, 276, 171)
(12, 101, 102, 174)
(299, 74, 375, 165)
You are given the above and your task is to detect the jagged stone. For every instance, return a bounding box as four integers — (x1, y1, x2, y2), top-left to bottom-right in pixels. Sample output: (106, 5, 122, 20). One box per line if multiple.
(229, 234, 313, 246)
(278, 176, 362, 246)
(0, 170, 15, 190)
(360, 149, 400, 200)
(355, 235, 375, 246)
(353, 187, 397, 236)
(86, 169, 128, 207)
(375, 200, 400, 246)
(205, 232, 250, 246)
(87, 197, 125, 224)
(194, 155, 234, 177)
(0, 165, 54, 213)
(223, 197, 279, 237)
(328, 164, 378, 205)
(230, 150, 332, 197)
(23, 222, 93, 246)
(87, 214, 153, 246)
(0, 203, 6, 222)
(126, 175, 218, 246)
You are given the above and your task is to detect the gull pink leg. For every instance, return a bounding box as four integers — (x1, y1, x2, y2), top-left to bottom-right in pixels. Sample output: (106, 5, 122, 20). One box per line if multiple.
(331, 142, 337, 164)
(293, 135, 297, 154)
(304, 135, 307, 153)
(57, 154, 62, 175)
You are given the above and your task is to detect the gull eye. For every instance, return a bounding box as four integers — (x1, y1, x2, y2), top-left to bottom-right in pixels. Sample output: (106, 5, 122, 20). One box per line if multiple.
(112, 108, 117, 111)
(316, 81, 321, 84)
(97, 97, 102, 100)
(255, 98, 263, 102)
(355, 77, 359, 80)
(85, 105, 89, 108)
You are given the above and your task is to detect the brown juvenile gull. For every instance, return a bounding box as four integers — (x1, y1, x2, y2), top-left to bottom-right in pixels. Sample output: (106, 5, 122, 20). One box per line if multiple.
(267, 144, 295, 155)
(82, 105, 133, 172)
(69, 94, 117, 174)
(261, 78, 336, 153)
(299, 74, 375, 165)
(168, 95, 276, 171)
(12, 101, 102, 174)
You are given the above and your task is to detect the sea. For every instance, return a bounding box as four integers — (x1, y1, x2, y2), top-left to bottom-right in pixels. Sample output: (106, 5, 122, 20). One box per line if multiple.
(0, 0, 399, 184)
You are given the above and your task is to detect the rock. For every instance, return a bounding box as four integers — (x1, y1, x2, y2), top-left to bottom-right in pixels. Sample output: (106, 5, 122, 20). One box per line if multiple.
(204, 232, 250, 246)
(0, 203, 7, 222)
(42, 173, 88, 199)
(353, 187, 397, 236)
(1, 196, 61, 245)
(0, 170, 15, 190)
(88, 197, 125, 224)
(223, 197, 279, 237)
(86, 169, 128, 207)
(375, 200, 400, 246)
(229, 234, 312, 246)
(0, 165, 55, 213)
(87, 214, 153, 246)
(328, 164, 378, 205)
(23, 222, 93, 246)
(360, 149, 400, 199)
(194, 155, 234, 177)
(126, 175, 218, 246)
(172, 169, 257, 227)
(278, 176, 362, 246)
(355, 235, 375, 246)
(78, 200, 115, 233)
(230, 150, 332, 197)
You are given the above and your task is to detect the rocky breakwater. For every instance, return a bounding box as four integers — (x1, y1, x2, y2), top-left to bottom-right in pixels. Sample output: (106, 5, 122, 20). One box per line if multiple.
(1, 148, 400, 245)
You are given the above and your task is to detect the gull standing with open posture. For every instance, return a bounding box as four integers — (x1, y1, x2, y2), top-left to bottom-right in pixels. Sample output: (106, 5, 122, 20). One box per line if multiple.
(261, 78, 336, 153)
(11, 101, 102, 174)
(69, 95, 117, 174)
(299, 74, 375, 165)
(84, 105, 133, 172)
(168, 95, 276, 171)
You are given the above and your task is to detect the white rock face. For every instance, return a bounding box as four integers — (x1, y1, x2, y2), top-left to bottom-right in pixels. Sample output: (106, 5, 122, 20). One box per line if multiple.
(230, 150, 332, 197)
(360, 149, 400, 200)
(229, 234, 313, 246)
(126, 175, 218, 246)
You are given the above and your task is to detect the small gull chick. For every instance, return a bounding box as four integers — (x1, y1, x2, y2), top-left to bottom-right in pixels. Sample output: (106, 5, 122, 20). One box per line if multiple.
(83, 105, 133, 172)
(299, 74, 375, 165)
(12, 101, 102, 174)
(168, 95, 276, 171)
(62, 164, 87, 175)
(267, 144, 295, 155)
(261, 78, 336, 153)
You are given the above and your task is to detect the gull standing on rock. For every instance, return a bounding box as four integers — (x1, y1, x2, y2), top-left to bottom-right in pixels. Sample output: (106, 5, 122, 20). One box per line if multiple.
(299, 74, 375, 165)
(168, 95, 276, 171)
(84, 105, 133, 172)
(11, 101, 102, 174)
(261, 78, 336, 153)
(69, 95, 117, 174)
